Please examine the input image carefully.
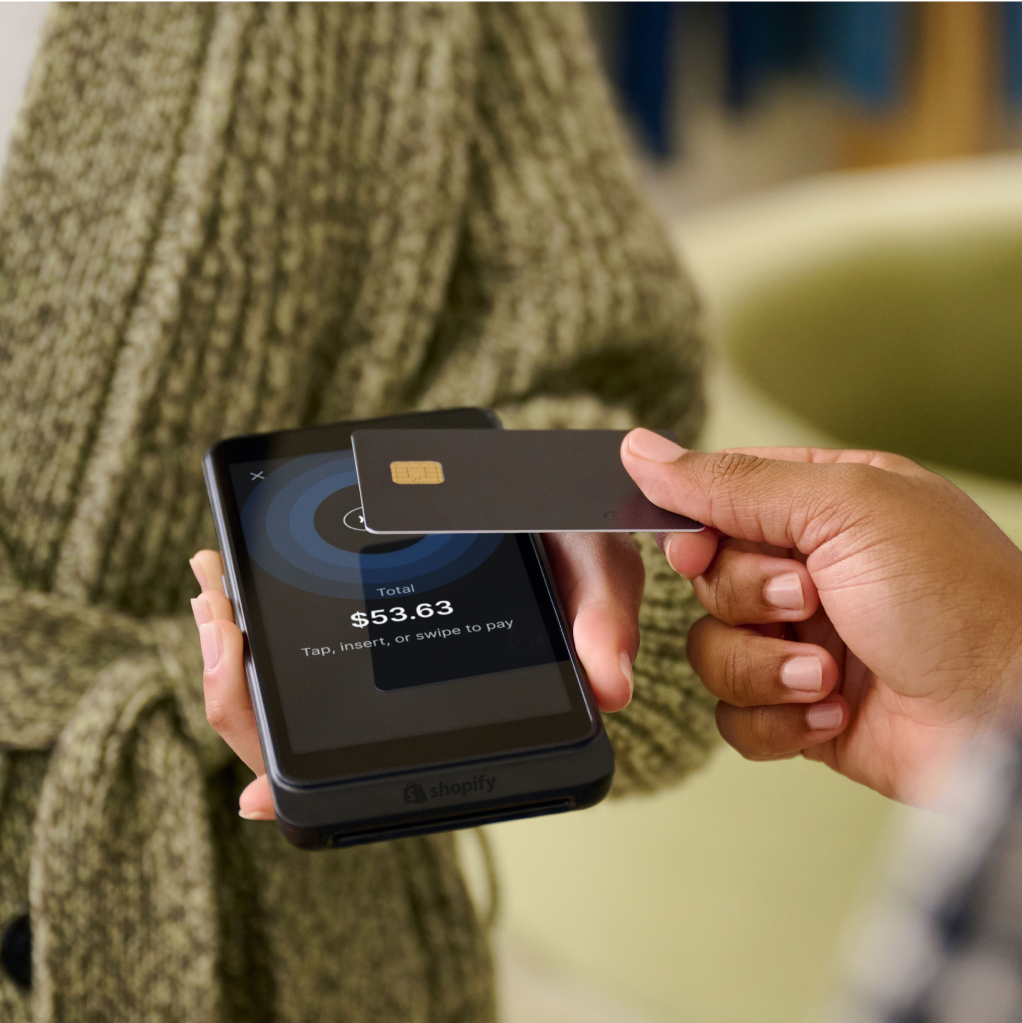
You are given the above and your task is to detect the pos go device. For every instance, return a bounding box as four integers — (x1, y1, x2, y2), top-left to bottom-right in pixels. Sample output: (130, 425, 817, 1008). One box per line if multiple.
(203, 408, 618, 849)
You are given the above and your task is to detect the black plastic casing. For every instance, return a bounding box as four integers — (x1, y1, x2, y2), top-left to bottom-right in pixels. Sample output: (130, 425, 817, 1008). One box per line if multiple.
(273, 734, 614, 850)
(202, 409, 615, 850)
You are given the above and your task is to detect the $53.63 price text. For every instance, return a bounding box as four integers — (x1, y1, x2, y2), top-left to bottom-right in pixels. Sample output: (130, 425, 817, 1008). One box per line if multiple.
(350, 600, 454, 628)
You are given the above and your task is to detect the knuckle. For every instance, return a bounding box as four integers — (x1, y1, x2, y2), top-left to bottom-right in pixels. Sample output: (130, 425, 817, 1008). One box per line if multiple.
(707, 451, 761, 491)
(718, 702, 795, 761)
(748, 704, 778, 744)
(802, 463, 883, 538)
(707, 560, 746, 625)
(746, 705, 800, 760)
(204, 697, 228, 732)
(703, 452, 764, 532)
(720, 632, 755, 706)
(216, 602, 238, 627)
(716, 703, 771, 761)
(720, 636, 741, 689)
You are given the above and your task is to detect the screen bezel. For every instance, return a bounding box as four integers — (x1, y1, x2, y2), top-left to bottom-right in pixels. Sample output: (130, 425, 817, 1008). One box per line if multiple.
(204, 408, 600, 786)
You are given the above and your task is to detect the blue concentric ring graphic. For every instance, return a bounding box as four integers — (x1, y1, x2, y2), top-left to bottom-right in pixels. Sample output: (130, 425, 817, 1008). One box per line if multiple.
(241, 451, 503, 599)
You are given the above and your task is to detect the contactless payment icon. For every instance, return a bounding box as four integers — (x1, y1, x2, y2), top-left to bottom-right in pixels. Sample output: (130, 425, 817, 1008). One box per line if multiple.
(239, 452, 500, 599)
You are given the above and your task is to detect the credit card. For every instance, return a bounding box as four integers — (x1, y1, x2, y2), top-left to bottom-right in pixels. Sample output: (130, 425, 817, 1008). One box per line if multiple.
(351, 429, 704, 534)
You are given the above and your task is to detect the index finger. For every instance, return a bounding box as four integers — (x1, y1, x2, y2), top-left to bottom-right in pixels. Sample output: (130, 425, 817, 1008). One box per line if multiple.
(621, 430, 898, 552)
(200, 618, 266, 776)
(541, 532, 644, 713)
(717, 446, 931, 478)
(190, 549, 227, 596)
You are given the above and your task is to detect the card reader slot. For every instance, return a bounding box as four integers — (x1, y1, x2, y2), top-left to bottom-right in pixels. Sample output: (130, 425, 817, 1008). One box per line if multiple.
(325, 798, 572, 849)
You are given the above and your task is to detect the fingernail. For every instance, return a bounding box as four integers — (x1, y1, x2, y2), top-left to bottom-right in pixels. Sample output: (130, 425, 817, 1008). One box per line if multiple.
(662, 532, 698, 581)
(627, 428, 686, 463)
(191, 596, 213, 627)
(189, 556, 209, 591)
(619, 651, 634, 693)
(662, 533, 678, 568)
(764, 571, 804, 611)
(781, 657, 822, 692)
(199, 623, 222, 671)
(806, 702, 843, 731)
(239, 808, 276, 821)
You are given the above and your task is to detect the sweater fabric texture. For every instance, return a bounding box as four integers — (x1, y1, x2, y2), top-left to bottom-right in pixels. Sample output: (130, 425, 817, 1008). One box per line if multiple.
(0, 3, 716, 1021)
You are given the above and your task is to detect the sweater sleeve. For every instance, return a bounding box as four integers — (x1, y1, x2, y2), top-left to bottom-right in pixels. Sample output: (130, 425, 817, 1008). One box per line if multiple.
(410, 3, 705, 444)
(613, 533, 719, 793)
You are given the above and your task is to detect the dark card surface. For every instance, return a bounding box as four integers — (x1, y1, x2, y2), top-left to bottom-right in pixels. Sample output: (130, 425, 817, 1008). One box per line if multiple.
(351, 429, 704, 534)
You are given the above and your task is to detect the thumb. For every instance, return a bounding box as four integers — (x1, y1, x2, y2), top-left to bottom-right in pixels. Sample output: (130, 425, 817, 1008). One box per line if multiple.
(621, 429, 872, 552)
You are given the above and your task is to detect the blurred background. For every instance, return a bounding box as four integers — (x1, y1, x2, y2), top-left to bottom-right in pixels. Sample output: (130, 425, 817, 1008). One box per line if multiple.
(2, 3, 1020, 1022)
(486, 4, 1022, 1023)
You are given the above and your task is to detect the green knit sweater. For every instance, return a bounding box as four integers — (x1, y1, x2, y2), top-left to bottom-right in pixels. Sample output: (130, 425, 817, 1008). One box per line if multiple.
(0, 4, 717, 1021)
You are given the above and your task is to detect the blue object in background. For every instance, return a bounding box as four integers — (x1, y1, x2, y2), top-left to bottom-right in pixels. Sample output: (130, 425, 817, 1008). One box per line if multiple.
(1005, 2, 1022, 106)
(817, 2, 905, 109)
(617, 2, 677, 157)
(725, 2, 903, 111)
(603, 1, 909, 156)
(725, 2, 812, 109)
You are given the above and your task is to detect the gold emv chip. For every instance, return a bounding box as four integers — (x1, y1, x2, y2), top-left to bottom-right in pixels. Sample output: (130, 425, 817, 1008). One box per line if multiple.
(390, 460, 444, 485)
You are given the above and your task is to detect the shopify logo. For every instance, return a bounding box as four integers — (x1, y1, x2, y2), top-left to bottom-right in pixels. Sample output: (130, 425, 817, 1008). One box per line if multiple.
(403, 775, 497, 804)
